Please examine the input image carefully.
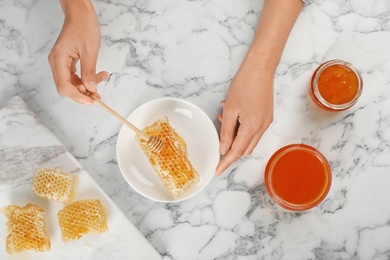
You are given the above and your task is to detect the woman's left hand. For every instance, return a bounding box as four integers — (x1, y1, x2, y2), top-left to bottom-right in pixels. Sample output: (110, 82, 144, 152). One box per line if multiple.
(215, 56, 274, 175)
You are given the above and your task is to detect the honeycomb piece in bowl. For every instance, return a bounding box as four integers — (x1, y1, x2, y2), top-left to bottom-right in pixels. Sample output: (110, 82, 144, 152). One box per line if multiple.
(57, 199, 108, 242)
(1, 204, 51, 254)
(32, 168, 77, 204)
(135, 116, 200, 199)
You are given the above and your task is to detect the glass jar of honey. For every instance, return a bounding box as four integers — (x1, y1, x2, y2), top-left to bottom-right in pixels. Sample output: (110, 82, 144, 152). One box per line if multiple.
(310, 59, 363, 111)
(264, 144, 332, 211)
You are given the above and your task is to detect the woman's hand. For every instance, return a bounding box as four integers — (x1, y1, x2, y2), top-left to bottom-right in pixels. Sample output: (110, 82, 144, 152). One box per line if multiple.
(215, 0, 303, 175)
(216, 54, 274, 175)
(48, 0, 109, 105)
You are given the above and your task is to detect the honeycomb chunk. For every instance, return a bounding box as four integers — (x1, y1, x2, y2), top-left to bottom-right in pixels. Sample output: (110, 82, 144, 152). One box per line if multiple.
(135, 116, 200, 199)
(32, 168, 77, 204)
(1, 204, 51, 254)
(57, 199, 108, 242)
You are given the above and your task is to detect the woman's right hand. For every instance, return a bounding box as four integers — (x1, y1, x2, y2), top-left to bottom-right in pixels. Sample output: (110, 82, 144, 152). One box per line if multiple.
(48, 0, 109, 105)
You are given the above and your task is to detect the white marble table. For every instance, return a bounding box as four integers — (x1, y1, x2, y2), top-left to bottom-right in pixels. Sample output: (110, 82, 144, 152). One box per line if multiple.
(1, 0, 390, 259)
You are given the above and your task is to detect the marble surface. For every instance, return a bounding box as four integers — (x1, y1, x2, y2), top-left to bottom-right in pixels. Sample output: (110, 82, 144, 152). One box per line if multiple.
(1, 0, 390, 259)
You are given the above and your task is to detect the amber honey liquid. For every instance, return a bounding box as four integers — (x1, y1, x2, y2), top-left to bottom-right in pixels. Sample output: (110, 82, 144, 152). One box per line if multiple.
(271, 149, 329, 205)
(318, 64, 359, 105)
(265, 144, 332, 210)
(310, 60, 362, 111)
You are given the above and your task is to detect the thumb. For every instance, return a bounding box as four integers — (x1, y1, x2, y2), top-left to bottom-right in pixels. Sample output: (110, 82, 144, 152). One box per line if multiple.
(80, 51, 98, 92)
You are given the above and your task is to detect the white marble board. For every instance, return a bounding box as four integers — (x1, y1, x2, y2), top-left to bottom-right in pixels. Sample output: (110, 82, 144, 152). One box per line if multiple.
(0, 96, 162, 260)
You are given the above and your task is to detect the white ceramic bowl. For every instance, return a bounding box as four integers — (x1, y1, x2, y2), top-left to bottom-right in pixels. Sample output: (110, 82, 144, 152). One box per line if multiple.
(116, 98, 220, 203)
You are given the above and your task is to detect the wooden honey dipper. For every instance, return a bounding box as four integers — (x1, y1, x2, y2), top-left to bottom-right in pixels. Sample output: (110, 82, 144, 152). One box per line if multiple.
(79, 86, 164, 153)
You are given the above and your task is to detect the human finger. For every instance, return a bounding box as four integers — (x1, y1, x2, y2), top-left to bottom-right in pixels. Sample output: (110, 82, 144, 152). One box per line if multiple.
(219, 105, 239, 155)
(216, 100, 225, 123)
(96, 71, 110, 84)
(80, 49, 99, 93)
(243, 127, 266, 156)
(68, 86, 95, 105)
(58, 76, 94, 105)
(215, 125, 254, 175)
(78, 84, 103, 101)
(48, 53, 93, 105)
(215, 151, 238, 176)
(217, 113, 222, 122)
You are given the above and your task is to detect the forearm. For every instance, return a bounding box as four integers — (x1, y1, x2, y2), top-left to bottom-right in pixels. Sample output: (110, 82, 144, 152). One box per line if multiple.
(59, 0, 96, 17)
(246, 0, 304, 73)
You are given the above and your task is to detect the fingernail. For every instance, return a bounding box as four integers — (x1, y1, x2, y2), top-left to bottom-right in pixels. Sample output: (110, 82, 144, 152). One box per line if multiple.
(219, 143, 228, 155)
(215, 165, 226, 176)
(78, 85, 87, 93)
(215, 165, 221, 176)
(88, 81, 97, 92)
(82, 99, 93, 105)
(103, 73, 110, 81)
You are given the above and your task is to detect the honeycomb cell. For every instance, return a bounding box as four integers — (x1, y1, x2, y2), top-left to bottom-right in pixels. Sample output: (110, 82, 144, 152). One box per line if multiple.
(0, 204, 51, 254)
(135, 116, 199, 199)
(57, 199, 108, 242)
(32, 168, 77, 204)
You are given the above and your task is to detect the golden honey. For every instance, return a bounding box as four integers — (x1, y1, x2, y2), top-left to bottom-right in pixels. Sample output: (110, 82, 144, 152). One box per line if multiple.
(265, 144, 332, 211)
(135, 116, 199, 199)
(310, 60, 363, 111)
(57, 199, 108, 242)
(1, 204, 51, 254)
(32, 168, 77, 204)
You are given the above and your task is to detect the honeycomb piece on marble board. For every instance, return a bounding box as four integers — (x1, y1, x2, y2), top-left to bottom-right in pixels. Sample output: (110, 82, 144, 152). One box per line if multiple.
(32, 168, 77, 204)
(57, 199, 108, 242)
(1, 203, 51, 254)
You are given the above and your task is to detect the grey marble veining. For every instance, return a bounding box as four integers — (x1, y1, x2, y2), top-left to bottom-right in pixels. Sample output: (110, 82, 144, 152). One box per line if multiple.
(1, 0, 390, 259)
(0, 146, 66, 187)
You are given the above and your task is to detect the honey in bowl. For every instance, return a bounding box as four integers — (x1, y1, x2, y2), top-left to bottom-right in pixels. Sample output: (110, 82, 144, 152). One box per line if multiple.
(264, 144, 332, 211)
(310, 59, 363, 111)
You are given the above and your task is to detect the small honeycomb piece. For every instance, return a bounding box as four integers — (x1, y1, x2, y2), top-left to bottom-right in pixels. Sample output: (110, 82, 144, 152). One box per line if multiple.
(57, 199, 108, 242)
(135, 116, 200, 199)
(1, 204, 51, 254)
(32, 168, 77, 204)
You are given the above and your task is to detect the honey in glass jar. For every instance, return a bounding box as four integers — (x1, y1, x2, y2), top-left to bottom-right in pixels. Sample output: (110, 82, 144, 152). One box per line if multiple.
(264, 144, 332, 211)
(310, 60, 363, 111)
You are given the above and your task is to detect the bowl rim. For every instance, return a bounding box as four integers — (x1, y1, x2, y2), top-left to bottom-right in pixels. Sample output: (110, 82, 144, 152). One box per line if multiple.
(116, 97, 219, 203)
